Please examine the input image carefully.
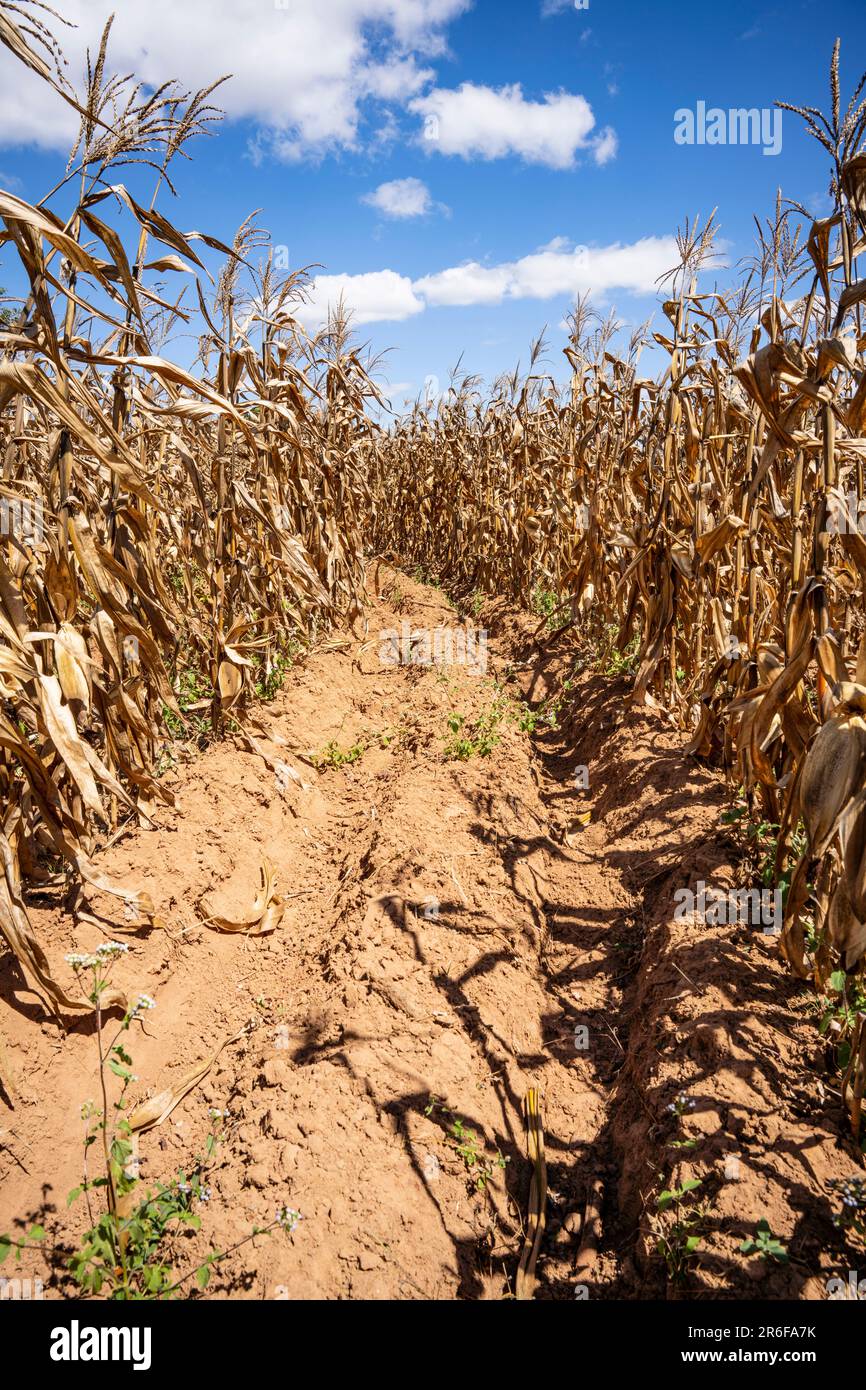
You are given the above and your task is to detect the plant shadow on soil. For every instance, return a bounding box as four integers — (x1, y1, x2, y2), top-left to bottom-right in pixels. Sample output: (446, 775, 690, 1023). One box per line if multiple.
(0, 571, 861, 1300)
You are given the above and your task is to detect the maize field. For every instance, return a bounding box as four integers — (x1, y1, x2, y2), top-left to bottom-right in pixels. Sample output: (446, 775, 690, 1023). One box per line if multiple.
(0, 5, 379, 1023)
(1, 0, 866, 1309)
(369, 60, 866, 1139)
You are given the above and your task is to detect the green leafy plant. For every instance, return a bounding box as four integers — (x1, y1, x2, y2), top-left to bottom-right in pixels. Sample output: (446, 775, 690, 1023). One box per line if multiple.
(601, 633, 641, 677)
(443, 700, 504, 760)
(0, 1225, 45, 1268)
(531, 585, 567, 632)
(721, 802, 808, 906)
(312, 738, 367, 770)
(59, 946, 301, 1298)
(516, 703, 543, 734)
(511, 691, 561, 734)
(161, 665, 215, 743)
(813, 971, 866, 1073)
(653, 1176, 705, 1282)
(424, 1098, 509, 1192)
(252, 643, 299, 701)
(739, 1219, 789, 1263)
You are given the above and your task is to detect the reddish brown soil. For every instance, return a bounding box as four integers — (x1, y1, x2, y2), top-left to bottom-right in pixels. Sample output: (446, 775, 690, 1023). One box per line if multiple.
(1, 568, 862, 1299)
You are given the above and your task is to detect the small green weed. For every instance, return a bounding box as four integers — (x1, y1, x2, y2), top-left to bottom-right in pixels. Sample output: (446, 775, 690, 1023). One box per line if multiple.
(52, 947, 301, 1299)
(653, 1176, 705, 1283)
(312, 739, 367, 770)
(443, 700, 504, 760)
(424, 1097, 509, 1192)
(739, 1220, 789, 1264)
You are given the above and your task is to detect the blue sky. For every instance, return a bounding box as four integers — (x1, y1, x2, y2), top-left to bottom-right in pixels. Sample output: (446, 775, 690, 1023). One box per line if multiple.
(1, 0, 865, 408)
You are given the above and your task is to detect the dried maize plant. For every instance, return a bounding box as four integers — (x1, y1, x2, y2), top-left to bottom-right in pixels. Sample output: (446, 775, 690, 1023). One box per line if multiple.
(365, 45, 866, 1131)
(368, 312, 653, 635)
(0, 5, 371, 1025)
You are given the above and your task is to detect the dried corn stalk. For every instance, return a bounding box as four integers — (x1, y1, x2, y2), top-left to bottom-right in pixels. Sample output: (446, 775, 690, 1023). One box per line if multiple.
(364, 44, 866, 1130)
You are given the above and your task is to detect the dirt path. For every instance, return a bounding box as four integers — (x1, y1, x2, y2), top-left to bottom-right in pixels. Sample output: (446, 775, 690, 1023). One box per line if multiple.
(0, 569, 860, 1299)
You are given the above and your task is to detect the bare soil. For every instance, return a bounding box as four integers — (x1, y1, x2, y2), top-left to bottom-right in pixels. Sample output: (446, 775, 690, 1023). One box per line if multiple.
(1, 567, 861, 1299)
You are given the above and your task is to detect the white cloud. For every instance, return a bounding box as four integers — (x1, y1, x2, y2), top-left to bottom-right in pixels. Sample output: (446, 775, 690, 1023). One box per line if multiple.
(409, 82, 615, 168)
(362, 177, 435, 219)
(0, 0, 469, 159)
(381, 380, 416, 407)
(296, 235, 679, 329)
(413, 261, 511, 306)
(415, 236, 677, 307)
(593, 126, 618, 165)
(358, 55, 433, 102)
(295, 270, 425, 328)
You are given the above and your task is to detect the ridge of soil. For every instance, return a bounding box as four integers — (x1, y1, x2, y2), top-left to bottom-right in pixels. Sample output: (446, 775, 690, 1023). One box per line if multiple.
(0, 567, 860, 1299)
